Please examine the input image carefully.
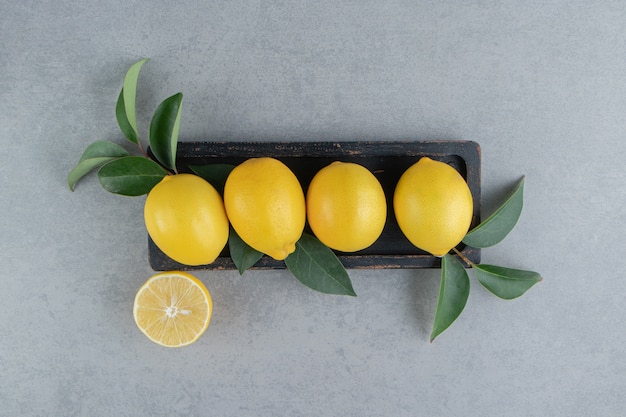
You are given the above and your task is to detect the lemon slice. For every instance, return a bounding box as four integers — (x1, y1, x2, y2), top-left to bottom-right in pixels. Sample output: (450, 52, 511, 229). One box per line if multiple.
(133, 271, 213, 347)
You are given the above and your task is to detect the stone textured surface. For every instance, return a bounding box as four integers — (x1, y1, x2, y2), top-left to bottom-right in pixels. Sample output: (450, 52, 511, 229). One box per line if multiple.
(1, 1, 625, 416)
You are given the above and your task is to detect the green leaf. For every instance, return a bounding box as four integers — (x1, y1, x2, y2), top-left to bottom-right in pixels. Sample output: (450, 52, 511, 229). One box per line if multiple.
(189, 164, 235, 195)
(149, 92, 183, 172)
(68, 140, 130, 191)
(285, 233, 356, 296)
(430, 254, 470, 342)
(116, 88, 138, 144)
(473, 264, 542, 300)
(463, 176, 525, 248)
(122, 58, 149, 140)
(228, 228, 263, 275)
(97, 156, 167, 196)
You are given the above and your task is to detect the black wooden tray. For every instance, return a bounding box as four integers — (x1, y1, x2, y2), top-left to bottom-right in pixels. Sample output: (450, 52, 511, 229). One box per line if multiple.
(149, 140, 481, 271)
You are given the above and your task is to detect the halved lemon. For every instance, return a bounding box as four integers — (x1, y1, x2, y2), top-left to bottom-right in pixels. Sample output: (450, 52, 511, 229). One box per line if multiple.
(133, 271, 213, 348)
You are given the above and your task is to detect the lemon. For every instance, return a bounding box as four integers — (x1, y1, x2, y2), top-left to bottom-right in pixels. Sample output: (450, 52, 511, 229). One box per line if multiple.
(144, 174, 229, 266)
(306, 161, 387, 252)
(393, 157, 473, 257)
(133, 271, 212, 347)
(224, 157, 306, 260)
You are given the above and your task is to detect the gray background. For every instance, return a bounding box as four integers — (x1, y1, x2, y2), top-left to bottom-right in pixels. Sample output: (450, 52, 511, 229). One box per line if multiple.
(2, 1, 625, 416)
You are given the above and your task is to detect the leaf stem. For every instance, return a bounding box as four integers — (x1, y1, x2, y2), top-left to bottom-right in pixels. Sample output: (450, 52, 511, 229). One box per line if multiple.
(452, 247, 476, 268)
(135, 136, 175, 175)
(136, 139, 147, 157)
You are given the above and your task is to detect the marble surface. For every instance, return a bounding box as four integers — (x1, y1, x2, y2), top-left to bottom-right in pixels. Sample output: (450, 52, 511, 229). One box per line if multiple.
(2, 1, 625, 416)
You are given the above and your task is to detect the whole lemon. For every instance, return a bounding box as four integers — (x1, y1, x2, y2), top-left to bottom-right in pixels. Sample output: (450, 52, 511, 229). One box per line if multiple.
(306, 161, 387, 252)
(393, 157, 473, 257)
(144, 174, 229, 266)
(224, 157, 306, 260)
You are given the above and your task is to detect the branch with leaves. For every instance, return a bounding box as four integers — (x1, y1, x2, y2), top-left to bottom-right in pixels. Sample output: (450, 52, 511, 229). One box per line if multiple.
(68, 58, 181, 195)
(431, 177, 542, 342)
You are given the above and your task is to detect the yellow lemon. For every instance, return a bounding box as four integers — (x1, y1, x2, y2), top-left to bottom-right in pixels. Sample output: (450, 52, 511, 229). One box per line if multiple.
(224, 157, 305, 260)
(133, 271, 212, 348)
(306, 161, 387, 252)
(393, 157, 473, 257)
(144, 174, 229, 266)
